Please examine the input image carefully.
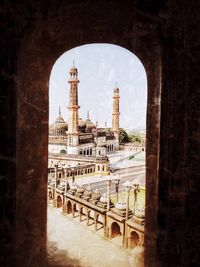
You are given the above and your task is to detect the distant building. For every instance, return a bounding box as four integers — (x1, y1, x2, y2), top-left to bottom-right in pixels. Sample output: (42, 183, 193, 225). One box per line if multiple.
(49, 65, 120, 156)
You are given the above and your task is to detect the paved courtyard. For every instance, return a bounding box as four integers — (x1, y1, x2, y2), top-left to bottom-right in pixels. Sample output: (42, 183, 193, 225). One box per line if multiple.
(47, 207, 144, 267)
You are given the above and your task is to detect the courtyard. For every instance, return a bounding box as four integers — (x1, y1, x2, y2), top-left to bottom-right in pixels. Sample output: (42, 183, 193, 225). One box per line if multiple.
(47, 206, 144, 267)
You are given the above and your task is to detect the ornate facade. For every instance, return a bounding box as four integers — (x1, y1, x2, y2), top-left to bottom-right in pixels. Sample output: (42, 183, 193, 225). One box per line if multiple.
(49, 66, 120, 156)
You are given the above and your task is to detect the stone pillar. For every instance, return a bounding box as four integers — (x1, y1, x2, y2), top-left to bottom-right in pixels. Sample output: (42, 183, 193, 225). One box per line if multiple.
(103, 215, 107, 237)
(53, 190, 57, 208)
(54, 164, 58, 188)
(126, 190, 130, 221)
(124, 224, 128, 248)
(62, 197, 66, 213)
(106, 179, 112, 212)
(86, 209, 89, 226)
(105, 215, 110, 238)
(72, 203, 75, 218)
(79, 205, 82, 222)
(94, 212, 97, 231)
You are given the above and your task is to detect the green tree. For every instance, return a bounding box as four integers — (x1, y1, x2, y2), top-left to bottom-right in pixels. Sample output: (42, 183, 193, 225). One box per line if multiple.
(129, 133, 142, 144)
(119, 128, 130, 144)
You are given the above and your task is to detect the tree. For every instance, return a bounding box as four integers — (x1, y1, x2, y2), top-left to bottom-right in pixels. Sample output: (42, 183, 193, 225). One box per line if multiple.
(129, 133, 142, 144)
(119, 128, 130, 144)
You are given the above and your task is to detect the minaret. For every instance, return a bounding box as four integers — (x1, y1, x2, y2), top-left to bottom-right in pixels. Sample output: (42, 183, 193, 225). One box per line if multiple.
(112, 86, 120, 132)
(67, 65, 80, 155)
(112, 86, 120, 149)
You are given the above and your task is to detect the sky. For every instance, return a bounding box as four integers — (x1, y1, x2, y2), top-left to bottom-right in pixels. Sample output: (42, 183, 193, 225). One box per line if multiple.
(49, 43, 147, 130)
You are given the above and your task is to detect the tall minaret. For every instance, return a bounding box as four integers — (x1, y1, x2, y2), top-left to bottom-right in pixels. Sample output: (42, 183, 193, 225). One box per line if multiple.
(67, 65, 80, 155)
(112, 86, 120, 149)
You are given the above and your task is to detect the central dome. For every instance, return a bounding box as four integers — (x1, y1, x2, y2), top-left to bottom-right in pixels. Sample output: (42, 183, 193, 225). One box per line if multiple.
(49, 108, 68, 136)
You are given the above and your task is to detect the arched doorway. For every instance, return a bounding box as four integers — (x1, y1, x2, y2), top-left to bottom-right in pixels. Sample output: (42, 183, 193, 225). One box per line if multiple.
(56, 195, 62, 208)
(15, 4, 162, 265)
(67, 201, 72, 214)
(111, 222, 121, 238)
(130, 231, 140, 249)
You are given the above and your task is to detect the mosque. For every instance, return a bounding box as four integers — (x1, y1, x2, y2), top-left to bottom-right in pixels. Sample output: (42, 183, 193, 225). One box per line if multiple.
(48, 65, 120, 157)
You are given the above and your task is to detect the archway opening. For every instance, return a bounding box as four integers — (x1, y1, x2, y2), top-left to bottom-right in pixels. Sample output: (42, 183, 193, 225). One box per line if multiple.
(130, 231, 140, 249)
(47, 43, 147, 266)
(111, 222, 121, 238)
(67, 201, 72, 214)
(56, 195, 62, 208)
(60, 149, 67, 154)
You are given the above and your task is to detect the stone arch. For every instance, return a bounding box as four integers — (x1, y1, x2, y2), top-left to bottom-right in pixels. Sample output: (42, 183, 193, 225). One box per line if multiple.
(111, 222, 121, 238)
(60, 149, 66, 154)
(56, 195, 62, 208)
(130, 231, 140, 249)
(66, 200, 72, 214)
(15, 3, 162, 265)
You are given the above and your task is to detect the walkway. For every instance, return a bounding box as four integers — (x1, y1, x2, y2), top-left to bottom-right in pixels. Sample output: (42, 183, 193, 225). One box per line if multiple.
(47, 207, 144, 267)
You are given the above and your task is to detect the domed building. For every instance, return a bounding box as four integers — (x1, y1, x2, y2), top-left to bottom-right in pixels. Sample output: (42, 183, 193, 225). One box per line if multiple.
(49, 107, 68, 137)
(85, 111, 95, 130)
(48, 65, 120, 157)
(49, 107, 68, 154)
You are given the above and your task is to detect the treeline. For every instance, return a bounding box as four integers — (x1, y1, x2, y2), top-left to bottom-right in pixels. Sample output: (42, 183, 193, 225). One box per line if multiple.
(119, 128, 143, 144)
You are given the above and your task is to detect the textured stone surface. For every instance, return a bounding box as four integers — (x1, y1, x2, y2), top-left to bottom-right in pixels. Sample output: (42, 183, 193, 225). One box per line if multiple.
(0, 1, 200, 267)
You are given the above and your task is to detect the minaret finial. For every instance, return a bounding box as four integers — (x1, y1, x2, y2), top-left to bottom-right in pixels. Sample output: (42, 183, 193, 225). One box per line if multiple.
(116, 82, 118, 88)
(87, 110, 89, 119)
(59, 106, 61, 116)
(73, 59, 75, 66)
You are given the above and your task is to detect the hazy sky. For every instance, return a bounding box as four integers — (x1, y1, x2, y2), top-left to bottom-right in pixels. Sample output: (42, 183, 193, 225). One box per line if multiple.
(49, 43, 147, 130)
